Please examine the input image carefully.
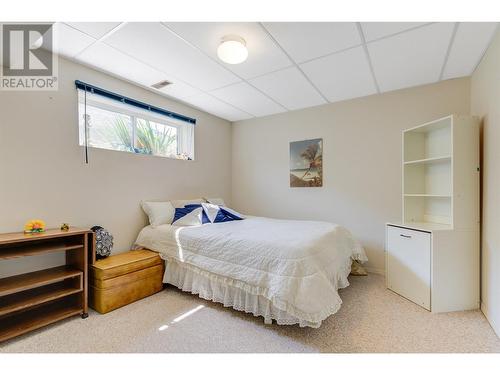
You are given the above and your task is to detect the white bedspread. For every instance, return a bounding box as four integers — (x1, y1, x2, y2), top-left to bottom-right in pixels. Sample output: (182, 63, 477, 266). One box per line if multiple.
(134, 216, 367, 327)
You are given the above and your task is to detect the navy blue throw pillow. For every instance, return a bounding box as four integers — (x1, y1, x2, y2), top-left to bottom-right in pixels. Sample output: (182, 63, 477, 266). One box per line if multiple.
(175, 204, 210, 224)
(213, 207, 244, 223)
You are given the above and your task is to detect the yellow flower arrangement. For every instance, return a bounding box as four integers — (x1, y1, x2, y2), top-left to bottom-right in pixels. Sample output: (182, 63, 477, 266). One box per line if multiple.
(24, 219, 46, 233)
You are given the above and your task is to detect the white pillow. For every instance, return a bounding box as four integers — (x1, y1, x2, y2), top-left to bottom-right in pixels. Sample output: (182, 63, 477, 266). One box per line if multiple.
(141, 201, 175, 227)
(171, 198, 205, 208)
(172, 207, 204, 226)
(204, 197, 226, 206)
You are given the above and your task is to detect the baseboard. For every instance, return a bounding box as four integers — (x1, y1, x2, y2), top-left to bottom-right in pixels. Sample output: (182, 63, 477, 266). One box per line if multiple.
(365, 266, 385, 275)
(481, 301, 500, 338)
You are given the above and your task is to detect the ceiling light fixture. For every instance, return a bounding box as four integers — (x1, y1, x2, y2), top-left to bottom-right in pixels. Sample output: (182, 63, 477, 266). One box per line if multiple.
(217, 35, 248, 65)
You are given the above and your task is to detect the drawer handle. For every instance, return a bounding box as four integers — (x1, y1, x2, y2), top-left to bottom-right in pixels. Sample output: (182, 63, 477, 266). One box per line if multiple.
(400, 234, 412, 239)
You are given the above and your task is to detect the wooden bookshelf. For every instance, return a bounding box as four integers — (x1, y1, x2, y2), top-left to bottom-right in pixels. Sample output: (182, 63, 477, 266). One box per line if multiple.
(0, 228, 91, 245)
(0, 243, 84, 260)
(0, 282, 83, 317)
(0, 266, 82, 296)
(0, 302, 83, 343)
(0, 228, 93, 343)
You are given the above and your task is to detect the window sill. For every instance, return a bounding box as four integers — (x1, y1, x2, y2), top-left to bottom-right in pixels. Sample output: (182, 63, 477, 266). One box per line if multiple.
(79, 145, 195, 162)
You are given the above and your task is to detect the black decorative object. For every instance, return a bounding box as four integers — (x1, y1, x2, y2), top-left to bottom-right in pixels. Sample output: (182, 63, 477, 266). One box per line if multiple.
(91, 226, 113, 259)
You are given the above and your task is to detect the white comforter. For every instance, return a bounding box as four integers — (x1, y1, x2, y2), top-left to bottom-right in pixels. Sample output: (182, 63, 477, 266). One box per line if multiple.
(134, 216, 367, 327)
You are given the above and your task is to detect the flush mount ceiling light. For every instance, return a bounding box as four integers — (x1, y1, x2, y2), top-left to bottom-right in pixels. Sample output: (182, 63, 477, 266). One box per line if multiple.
(217, 35, 248, 64)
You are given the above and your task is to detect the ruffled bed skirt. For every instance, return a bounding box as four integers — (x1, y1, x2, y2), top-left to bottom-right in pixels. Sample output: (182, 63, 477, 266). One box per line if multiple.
(161, 256, 353, 328)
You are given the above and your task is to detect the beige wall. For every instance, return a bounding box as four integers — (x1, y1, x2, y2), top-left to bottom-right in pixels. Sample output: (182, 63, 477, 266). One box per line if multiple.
(232, 78, 471, 273)
(0, 57, 232, 277)
(471, 29, 500, 337)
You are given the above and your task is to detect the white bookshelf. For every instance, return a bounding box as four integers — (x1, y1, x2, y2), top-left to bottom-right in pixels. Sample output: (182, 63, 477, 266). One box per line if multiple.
(386, 115, 480, 313)
(403, 116, 453, 227)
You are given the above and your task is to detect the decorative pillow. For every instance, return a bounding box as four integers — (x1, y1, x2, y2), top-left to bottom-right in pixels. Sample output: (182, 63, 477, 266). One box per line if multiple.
(203, 197, 226, 206)
(214, 207, 244, 223)
(201, 203, 221, 223)
(172, 205, 210, 226)
(200, 203, 245, 223)
(141, 201, 175, 227)
(220, 206, 246, 220)
(171, 198, 205, 208)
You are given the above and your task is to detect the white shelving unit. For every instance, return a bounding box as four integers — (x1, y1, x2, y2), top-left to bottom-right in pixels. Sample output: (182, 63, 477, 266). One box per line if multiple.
(403, 116, 454, 227)
(386, 115, 480, 312)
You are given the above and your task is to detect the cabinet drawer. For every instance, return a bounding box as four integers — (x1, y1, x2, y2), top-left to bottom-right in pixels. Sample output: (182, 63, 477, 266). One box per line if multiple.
(386, 225, 431, 310)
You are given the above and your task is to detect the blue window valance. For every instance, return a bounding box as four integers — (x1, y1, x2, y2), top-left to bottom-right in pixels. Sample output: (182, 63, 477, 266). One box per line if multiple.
(75, 80, 196, 125)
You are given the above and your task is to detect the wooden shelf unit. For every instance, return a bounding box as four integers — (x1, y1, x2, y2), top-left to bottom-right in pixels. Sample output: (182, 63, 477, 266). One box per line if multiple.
(0, 266, 82, 296)
(0, 243, 84, 260)
(0, 282, 83, 317)
(0, 301, 83, 343)
(0, 228, 93, 343)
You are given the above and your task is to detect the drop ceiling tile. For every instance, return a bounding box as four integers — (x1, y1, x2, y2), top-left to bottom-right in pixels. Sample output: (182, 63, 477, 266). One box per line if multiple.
(65, 22, 121, 39)
(185, 93, 253, 122)
(263, 22, 361, 63)
(164, 22, 292, 79)
(50, 22, 96, 58)
(300, 46, 377, 102)
(76, 42, 199, 100)
(442, 22, 498, 79)
(76, 42, 165, 86)
(211, 82, 286, 117)
(249, 67, 326, 110)
(367, 23, 454, 92)
(361, 22, 429, 42)
(103, 22, 240, 91)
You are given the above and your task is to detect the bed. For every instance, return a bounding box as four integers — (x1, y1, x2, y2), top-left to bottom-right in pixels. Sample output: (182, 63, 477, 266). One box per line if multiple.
(134, 215, 367, 328)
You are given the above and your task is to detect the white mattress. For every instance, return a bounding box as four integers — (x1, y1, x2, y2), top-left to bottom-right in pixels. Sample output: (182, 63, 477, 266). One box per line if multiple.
(134, 216, 367, 327)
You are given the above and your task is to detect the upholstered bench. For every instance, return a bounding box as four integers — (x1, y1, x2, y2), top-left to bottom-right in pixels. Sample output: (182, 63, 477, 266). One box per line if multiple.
(90, 249, 164, 314)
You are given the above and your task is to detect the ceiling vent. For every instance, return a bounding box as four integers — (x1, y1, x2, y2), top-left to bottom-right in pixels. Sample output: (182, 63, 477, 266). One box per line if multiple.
(151, 80, 172, 89)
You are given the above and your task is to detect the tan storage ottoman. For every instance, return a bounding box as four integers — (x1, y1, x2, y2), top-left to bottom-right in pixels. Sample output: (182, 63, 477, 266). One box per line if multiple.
(90, 249, 164, 313)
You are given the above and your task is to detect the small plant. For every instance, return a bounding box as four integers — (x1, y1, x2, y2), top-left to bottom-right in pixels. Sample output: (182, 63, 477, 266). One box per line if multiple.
(135, 119, 177, 156)
(109, 117, 134, 152)
(104, 118, 177, 156)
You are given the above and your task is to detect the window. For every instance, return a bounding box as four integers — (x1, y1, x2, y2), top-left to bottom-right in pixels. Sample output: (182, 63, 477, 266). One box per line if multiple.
(77, 84, 194, 160)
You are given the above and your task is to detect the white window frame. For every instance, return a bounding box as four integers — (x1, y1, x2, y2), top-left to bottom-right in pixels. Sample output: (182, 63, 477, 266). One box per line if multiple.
(79, 95, 193, 160)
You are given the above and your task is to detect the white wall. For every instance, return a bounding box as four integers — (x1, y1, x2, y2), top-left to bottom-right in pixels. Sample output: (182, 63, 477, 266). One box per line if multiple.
(0, 57, 232, 277)
(232, 78, 471, 273)
(471, 29, 500, 337)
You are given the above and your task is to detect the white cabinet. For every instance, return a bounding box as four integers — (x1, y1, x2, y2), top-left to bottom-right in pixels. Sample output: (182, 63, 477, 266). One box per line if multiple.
(386, 226, 431, 310)
(386, 114, 480, 312)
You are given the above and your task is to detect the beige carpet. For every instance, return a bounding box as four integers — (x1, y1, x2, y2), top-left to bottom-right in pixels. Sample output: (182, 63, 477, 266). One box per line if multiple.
(1, 274, 499, 353)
